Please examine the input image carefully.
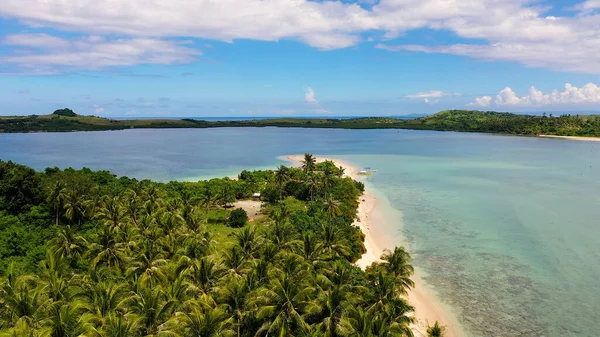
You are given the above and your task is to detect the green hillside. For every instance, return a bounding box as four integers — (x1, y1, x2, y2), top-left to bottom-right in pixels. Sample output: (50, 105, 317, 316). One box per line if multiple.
(1, 109, 599, 137)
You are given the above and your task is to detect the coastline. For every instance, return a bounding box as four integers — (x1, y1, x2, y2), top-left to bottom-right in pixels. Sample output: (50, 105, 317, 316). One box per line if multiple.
(538, 134, 600, 142)
(282, 154, 461, 337)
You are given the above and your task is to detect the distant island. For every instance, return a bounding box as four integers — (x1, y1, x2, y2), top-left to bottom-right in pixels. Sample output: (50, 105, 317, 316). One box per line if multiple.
(1, 108, 599, 138)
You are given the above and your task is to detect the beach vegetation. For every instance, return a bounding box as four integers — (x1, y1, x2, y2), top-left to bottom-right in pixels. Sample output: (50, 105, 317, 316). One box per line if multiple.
(0, 155, 418, 336)
(229, 208, 249, 228)
(427, 321, 446, 337)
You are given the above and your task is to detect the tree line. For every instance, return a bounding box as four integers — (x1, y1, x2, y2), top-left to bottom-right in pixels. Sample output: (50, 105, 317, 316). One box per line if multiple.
(2, 109, 599, 138)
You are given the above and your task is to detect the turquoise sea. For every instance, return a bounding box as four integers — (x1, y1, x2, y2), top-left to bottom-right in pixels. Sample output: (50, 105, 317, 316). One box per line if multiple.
(1, 128, 599, 336)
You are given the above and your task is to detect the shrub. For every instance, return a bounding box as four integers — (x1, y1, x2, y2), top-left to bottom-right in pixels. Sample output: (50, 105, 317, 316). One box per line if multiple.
(228, 208, 248, 228)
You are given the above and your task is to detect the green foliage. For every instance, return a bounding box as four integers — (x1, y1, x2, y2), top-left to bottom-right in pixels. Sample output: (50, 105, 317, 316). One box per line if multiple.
(427, 321, 446, 337)
(0, 154, 418, 337)
(3, 109, 600, 137)
(0, 161, 42, 214)
(52, 108, 77, 117)
(228, 208, 248, 228)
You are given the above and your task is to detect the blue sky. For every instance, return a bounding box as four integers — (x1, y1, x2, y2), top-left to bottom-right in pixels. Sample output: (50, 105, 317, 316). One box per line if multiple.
(0, 0, 599, 117)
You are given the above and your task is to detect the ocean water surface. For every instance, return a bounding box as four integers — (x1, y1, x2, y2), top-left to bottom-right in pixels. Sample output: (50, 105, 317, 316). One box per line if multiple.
(1, 128, 599, 336)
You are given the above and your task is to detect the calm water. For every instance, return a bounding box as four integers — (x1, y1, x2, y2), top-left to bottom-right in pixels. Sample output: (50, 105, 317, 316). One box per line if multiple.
(1, 128, 599, 336)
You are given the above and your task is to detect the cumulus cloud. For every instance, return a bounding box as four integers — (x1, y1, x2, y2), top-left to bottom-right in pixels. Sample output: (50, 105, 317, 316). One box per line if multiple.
(468, 96, 492, 107)
(469, 83, 600, 107)
(0, 34, 201, 73)
(0, 0, 373, 51)
(305, 87, 319, 105)
(0, 0, 598, 74)
(304, 87, 331, 113)
(373, 1, 600, 74)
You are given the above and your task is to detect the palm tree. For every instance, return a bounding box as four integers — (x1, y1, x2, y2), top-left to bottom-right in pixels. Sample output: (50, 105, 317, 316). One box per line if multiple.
(180, 190, 199, 225)
(62, 189, 88, 226)
(186, 257, 224, 294)
(39, 302, 92, 337)
(48, 225, 88, 265)
(233, 225, 261, 259)
(124, 189, 142, 226)
(322, 168, 337, 199)
(307, 173, 320, 201)
(302, 153, 317, 175)
(126, 285, 175, 336)
(87, 312, 143, 337)
(220, 279, 250, 337)
(268, 207, 293, 249)
(87, 226, 129, 271)
(46, 180, 66, 226)
(179, 231, 214, 260)
(427, 321, 446, 337)
(38, 253, 74, 302)
(254, 274, 314, 336)
(274, 166, 289, 200)
(0, 265, 44, 326)
(344, 306, 413, 337)
(200, 185, 218, 223)
(294, 233, 324, 266)
(320, 223, 350, 259)
(379, 247, 415, 294)
(78, 281, 129, 320)
(304, 286, 353, 337)
(97, 195, 126, 230)
(342, 307, 373, 337)
(170, 301, 235, 337)
(325, 197, 341, 219)
(156, 211, 184, 234)
(127, 245, 168, 287)
(222, 246, 248, 279)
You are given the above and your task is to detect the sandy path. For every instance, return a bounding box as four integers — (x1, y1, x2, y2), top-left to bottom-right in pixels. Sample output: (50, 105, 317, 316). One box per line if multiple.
(282, 154, 460, 337)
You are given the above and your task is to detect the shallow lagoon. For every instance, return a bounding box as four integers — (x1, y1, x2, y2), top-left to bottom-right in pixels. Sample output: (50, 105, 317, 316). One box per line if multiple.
(1, 128, 599, 336)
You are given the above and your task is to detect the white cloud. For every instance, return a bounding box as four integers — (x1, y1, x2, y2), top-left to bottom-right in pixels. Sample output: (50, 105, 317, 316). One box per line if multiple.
(305, 87, 319, 105)
(574, 0, 600, 12)
(406, 90, 459, 103)
(372, 0, 600, 74)
(0, 0, 599, 74)
(0, 0, 374, 51)
(93, 104, 105, 114)
(304, 87, 331, 113)
(468, 96, 492, 107)
(469, 83, 600, 107)
(0, 34, 201, 72)
(406, 90, 457, 99)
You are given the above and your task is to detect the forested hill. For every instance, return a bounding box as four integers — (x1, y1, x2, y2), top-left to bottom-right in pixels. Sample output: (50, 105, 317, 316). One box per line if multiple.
(1, 109, 600, 137)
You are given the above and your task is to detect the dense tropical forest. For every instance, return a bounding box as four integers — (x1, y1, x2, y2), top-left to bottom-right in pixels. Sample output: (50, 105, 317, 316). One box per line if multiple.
(1, 108, 599, 137)
(0, 154, 439, 336)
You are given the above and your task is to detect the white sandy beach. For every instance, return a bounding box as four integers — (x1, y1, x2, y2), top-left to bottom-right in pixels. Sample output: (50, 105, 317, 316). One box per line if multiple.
(283, 154, 460, 337)
(539, 135, 600, 142)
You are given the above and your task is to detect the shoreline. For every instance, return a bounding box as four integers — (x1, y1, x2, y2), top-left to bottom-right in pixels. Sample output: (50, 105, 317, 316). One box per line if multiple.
(538, 134, 600, 142)
(282, 154, 461, 337)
